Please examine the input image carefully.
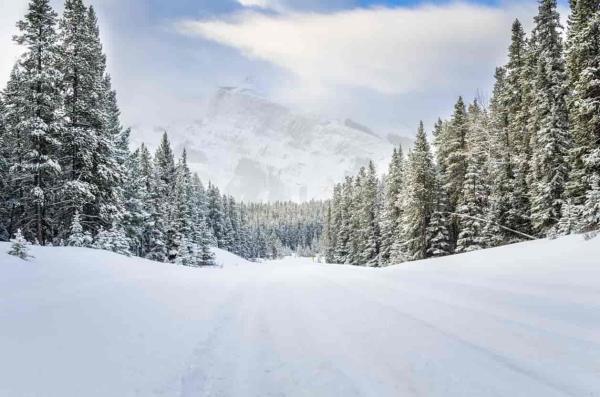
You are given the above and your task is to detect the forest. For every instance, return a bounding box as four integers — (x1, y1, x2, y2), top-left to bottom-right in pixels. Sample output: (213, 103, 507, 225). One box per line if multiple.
(0, 0, 323, 265)
(323, 0, 600, 266)
(1, 0, 599, 267)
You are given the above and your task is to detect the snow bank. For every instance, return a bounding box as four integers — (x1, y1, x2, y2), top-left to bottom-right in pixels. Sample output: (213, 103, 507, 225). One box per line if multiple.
(0, 235, 598, 396)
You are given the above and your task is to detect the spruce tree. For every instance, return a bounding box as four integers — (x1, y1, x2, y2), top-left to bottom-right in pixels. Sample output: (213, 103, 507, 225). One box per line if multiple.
(334, 176, 354, 264)
(0, 95, 7, 240)
(323, 203, 335, 263)
(0, 68, 24, 242)
(10, 0, 63, 245)
(358, 161, 380, 266)
(565, 2, 600, 232)
(443, 97, 469, 247)
(58, 0, 98, 229)
(196, 219, 216, 266)
(173, 149, 194, 259)
(140, 143, 167, 262)
(456, 157, 489, 253)
(206, 183, 226, 247)
(400, 122, 435, 261)
(379, 147, 404, 265)
(426, 172, 452, 257)
(488, 67, 513, 244)
(121, 148, 147, 255)
(529, 0, 572, 235)
(67, 211, 85, 247)
(8, 229, 33, 260)
(154, 132, 177, 260)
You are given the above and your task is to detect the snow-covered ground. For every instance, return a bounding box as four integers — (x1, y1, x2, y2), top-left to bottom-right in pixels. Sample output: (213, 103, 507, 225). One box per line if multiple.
(0, 235, 599, 396)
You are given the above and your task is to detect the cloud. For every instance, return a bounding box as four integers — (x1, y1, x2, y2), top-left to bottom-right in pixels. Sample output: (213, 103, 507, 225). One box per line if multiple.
(237, 0, 276, 9)
(0, 0, 28, 88)
(177, 3, 540, 97)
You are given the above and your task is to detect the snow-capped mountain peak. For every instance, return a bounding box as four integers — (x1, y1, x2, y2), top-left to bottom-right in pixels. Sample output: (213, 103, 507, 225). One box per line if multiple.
(143, 88, 410, 202)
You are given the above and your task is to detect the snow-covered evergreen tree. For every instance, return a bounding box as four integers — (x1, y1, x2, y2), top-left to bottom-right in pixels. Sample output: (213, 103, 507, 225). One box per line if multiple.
(9, 0, 63, 245)
(121, 148, 147, 255)
(358, 161, 380, 266)
(334, 177, 353, 264)
(93, 223, 130, 256)
(153, 132, 177, 260)
(565, 2, 600, 232)
(455, 101, 492, 253)
(426, 172, 452, 258)
(379, 147, 404, 265)
(8, 229, 33, 260)
(400, 122, 436, 261)
(445, 97, 469, 212)
(67, 211, 87, 247)
(196, 219, 216, 266)
(0, 96, 8, 241)
(58, 0, 100, 232)
(456, 160, 489, 253)
(529, 0, 572, 235)
(206, 183, 226, 247)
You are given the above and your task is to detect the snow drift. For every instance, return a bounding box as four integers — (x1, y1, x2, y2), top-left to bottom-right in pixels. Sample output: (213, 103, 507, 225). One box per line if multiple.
(0, 235, 599, 396)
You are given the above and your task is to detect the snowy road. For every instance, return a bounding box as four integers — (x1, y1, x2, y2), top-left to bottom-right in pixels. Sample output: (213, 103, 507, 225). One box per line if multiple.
(1, 236, 599, 396)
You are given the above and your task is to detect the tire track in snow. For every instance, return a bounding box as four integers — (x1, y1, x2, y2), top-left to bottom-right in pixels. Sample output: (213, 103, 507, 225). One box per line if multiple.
(315, 270, 587, 397)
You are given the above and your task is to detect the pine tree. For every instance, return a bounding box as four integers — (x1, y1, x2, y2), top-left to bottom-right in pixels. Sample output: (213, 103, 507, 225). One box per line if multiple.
(8, 229, 33, 260)
(138, 144, 166, 262)
(443, 97, 469, 248)
(58, 0, 99, 231)
(93, 223, 130, 256)
(175, 235, 196, 266)
(358, 161, 380, 266)
(445, 98, 469, 209)
(206, 183, 226, 247)
(67, 211, 86, 247)
(565, 2, 600, 232)
(400, 122, 436, 261)
(529, 0, 572, 235)
(488, 67, 514, 244)
(227, 196, 242, 255)
(426, 172, 452, 257)
(221, 195, 235, 251)
(121, 148, 147, 255)
(172, 149, 194, 260)
(455, 101, 492, 252)
(456, 158, 489, 253)
(379, 147, 404, 265)
(154, 132, 177, 260)
(345, 172, 364, 265)
(583, 173, 600, 232)
(196, 219, 216, 266)
(93, 71, 126, 230)
(323, 203, 335, 263)
(10, 0, 63, 245)
(0, 95, 8, 241)
(334, 177, 353, 264)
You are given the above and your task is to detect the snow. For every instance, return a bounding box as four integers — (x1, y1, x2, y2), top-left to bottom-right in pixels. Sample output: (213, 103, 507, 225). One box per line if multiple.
(0, 235, 599, 396)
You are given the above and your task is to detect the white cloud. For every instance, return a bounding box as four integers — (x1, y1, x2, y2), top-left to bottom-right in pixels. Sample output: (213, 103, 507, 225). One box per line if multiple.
(177, 3, 541, 96)
(237, 0, 275, 9)
(0, 0, 28, 88)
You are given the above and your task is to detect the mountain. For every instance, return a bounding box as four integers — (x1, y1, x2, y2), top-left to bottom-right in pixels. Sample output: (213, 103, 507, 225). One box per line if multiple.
(141, 88, 410, 202)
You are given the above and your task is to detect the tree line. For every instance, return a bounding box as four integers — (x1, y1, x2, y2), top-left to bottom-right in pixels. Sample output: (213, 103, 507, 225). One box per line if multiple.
(323, 0, 600, 266)
(0, 0, 323, 265)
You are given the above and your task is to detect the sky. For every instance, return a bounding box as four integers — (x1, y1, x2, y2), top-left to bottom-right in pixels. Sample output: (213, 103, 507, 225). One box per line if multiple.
(0, 0, 570, 140)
